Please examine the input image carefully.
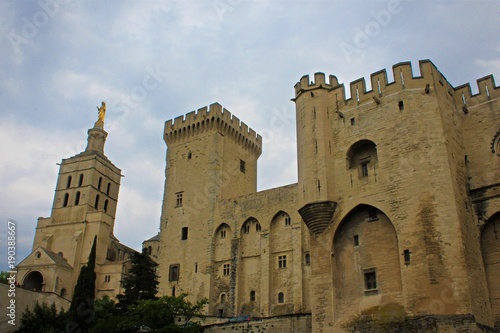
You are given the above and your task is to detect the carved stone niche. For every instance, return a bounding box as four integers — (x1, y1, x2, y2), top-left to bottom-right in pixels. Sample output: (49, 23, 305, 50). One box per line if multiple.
(298, 201, 337, 234)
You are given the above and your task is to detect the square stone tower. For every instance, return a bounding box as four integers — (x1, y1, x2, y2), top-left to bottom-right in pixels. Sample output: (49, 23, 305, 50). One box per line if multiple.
(158, 103, 262, 313)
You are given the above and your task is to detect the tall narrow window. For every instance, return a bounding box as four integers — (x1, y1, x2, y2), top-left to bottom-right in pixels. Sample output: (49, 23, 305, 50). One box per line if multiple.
(106, 183, 111, 196)
(169, 264, 180, 281)
(354, 235, 359, 246)
(361, 162, 369, 177)
(63, 193, 69, 207)
(364, 271, 377, 290)
(223, 264, 230, 276)
(78, 174, 84, 186)
(278, 292, 284, 304)
(220, 293, 226, 303)
(404, 249, 411, 264)
(66, 176, 72, 189)
(103, 199, 109, 212)
(74, 191, 81, 205)
(176, 192, 183, 207)
(250, 290, 256, 302)
(256, 223, 261, 232)
(94, 194, 100, 209)
(220, 229, 226, 239)
(240, 159, 246, 173)
(98, 177, 102, 191)
(244, 224, 250, 234)
(195, 263, 198, 273)
(181, 227, 188, 240)
(285, 216, 291, 226)
(305, 253, 311, 265)
(398, 100, 404, 111)
(278, 255, 287, 268)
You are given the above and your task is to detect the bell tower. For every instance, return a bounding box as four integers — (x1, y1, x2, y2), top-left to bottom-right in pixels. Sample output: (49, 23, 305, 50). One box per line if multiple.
(17, 102, 127, 300)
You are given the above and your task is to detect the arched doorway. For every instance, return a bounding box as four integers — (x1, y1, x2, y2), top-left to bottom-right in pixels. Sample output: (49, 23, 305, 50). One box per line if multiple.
(481, 212, 500, 329)
(23, 271, 43, 292)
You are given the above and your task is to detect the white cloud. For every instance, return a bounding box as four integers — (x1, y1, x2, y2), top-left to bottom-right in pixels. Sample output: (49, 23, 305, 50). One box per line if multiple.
(1, 0, 499, 271)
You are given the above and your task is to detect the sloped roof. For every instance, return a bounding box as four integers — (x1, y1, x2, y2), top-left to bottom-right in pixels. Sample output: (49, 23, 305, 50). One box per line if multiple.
(144, 233, 160, 242)
(17, 247, 72, 270)
(42, 248, 72, 268)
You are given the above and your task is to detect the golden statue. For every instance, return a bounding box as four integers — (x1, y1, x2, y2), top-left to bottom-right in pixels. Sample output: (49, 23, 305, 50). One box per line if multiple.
(97, 101, 106, 123)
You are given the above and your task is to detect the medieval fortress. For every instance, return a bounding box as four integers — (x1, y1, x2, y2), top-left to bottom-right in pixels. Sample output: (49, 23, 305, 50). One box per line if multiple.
(13, 59, 500, 332)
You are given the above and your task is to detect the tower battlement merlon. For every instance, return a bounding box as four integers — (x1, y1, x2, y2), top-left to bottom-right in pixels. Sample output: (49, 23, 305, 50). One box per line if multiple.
(453, 74, 499, 108)
(294, 60, 458, 106)
(294, 72, 340, 98)
(164, 103, 262, 156)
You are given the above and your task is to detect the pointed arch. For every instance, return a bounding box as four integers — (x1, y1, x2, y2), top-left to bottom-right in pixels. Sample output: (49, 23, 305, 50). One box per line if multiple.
(481, 211, 500, 329)
(214, 223, 232, 262)
(332, 204, 402, 321)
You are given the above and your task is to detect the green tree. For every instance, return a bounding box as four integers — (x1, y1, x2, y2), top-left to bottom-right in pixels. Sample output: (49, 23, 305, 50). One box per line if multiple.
(118, 294, 207, 333)
(66, 235, 97, 333)
(116, 248, 159, 311)
(89, 296, 123, 333)
(18, 302, 68, 333)
(0, 271, 9, 284)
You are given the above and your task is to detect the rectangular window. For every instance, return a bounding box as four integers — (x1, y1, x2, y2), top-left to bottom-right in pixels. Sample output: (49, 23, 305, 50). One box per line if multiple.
(285, 217, 291, 226)
(223, 263, 230, 276)
(361, 163, 369, 177)
(244, 225, 250, 233)
(354, 235, 359, 246)
(181, 227, 188, 240)
(350, 117, 355, 126)
(404, 249, 411, 264)
(278, 255, 287, 268)
(240, 159, 246, 173)
(169, 264, 180, 281)
(364, 270, 377, 290)
(220, 229, 226, 238)
(176, 192, 183, 207)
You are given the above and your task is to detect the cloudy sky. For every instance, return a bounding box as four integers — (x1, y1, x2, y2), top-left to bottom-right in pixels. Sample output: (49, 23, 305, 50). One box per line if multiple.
(1, 0, 499, 271)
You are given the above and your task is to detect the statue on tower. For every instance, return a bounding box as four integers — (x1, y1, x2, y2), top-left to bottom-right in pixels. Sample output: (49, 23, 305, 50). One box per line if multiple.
(97, 101, 106, 123)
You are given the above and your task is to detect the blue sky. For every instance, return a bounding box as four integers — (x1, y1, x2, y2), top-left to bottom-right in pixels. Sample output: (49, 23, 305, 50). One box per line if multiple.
(1, 0, 499, 271)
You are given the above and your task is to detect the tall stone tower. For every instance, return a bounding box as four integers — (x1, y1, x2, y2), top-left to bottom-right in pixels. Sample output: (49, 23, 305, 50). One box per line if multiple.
(17, 104, 135, 300)
(294, 60, 498, 331)
(158, 103, 262, 308)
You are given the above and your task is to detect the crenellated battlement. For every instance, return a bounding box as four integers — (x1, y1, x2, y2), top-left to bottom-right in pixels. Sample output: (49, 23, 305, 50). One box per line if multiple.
(294, 72, 341, 94)
(294, 60, 499, 109)
(164, 102, 262, 157)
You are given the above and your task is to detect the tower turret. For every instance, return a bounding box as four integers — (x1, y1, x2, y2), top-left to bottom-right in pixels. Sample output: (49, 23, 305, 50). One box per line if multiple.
(294, 73, 338, 234)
